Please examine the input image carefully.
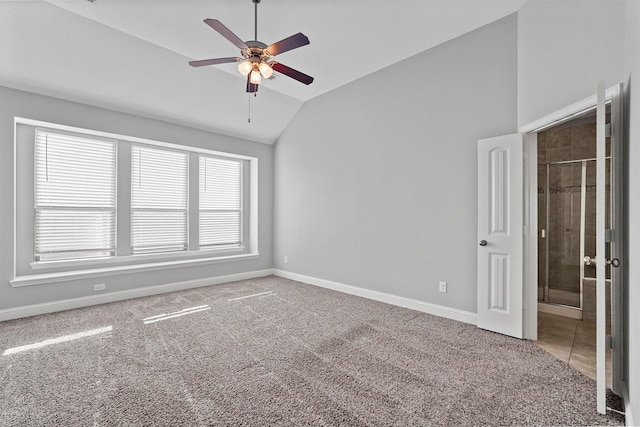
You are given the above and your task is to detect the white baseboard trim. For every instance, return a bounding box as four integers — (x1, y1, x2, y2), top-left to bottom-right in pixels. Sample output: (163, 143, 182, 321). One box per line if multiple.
(273, 269, 477, 325)
(0, 269, 274, 322)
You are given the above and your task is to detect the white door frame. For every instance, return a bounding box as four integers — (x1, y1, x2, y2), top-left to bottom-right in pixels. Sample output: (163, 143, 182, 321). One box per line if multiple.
(519, 84, 624, 393)
(522, 132, 538, 341)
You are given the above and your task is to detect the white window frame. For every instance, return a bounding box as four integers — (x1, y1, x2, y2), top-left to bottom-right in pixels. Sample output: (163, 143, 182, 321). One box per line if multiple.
(11, 118, 259, 287)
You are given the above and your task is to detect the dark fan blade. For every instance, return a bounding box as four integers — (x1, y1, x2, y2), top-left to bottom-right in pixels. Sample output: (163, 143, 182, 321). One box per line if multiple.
(265, 33, 309, 56)
(204, 19, 248, 50)
(271, 62, 314, 85)
(246, 75, 259, 93)
(189, 57, 240, 67)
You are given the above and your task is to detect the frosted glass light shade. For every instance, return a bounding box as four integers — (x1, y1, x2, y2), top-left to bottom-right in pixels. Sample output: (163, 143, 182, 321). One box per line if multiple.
(258, 61, 273, 79)
(249, 69, 262, 85)
(237, 61, 253, 76)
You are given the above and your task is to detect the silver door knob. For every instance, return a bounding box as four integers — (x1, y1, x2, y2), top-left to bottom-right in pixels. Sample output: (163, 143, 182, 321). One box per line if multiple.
(585, 256, 621, 267)
(607, 258, 620, 268)
(479, 240, 487, 246)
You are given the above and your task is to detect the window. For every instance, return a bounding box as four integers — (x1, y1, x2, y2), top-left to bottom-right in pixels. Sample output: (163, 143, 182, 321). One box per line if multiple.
(18, 119, 256, 278)
(34, 130, 116, 261)
(131, 145, 188, 254)
(199, 155, 242, 249)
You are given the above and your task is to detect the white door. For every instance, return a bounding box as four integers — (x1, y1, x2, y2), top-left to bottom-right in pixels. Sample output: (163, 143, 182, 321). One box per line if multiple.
(477, 133, 524, 339)
(594, 81, 626, 414)
(608, 84, 625, 402)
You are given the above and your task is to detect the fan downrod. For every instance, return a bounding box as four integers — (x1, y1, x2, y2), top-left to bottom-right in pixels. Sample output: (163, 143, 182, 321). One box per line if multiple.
(252, 0, 261, 40)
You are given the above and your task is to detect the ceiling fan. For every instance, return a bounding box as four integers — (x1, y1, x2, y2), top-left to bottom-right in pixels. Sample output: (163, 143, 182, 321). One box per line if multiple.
(189, 0, 314, 94)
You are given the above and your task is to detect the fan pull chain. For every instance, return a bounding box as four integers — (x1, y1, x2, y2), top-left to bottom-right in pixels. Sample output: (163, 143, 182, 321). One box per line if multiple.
(248, 93, 251, 123)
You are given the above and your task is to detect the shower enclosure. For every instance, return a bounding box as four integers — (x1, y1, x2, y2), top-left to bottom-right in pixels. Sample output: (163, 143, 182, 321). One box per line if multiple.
(538, 157, 611, 311)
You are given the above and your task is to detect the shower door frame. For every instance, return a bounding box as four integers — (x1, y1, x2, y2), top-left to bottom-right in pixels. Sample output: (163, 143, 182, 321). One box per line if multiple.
(542, 157, 608, 311)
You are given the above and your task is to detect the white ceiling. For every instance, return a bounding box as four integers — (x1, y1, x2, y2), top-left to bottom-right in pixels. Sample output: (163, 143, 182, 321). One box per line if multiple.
(0, 0, 526, 144)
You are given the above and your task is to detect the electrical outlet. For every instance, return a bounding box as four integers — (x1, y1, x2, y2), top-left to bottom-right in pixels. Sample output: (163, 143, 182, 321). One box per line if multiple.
(93, 283, 106, 291)
(284, 255, 288, 263)
(438, 281, 447, 293)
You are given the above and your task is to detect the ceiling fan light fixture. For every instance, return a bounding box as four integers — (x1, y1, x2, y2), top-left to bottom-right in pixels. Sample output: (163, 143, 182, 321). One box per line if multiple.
(189, 0, 313, 96)
(258, 61, 273, 79)
(249, 68, 262, 85)
(237, 60, 253, 76)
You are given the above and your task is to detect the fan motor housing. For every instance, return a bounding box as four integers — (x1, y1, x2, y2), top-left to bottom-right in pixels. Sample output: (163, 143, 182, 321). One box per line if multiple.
(244, 41, 269, 60)
(246, 41, 267, 49)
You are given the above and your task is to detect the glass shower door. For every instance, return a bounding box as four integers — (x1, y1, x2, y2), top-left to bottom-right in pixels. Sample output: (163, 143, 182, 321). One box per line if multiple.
(542, 158, 611, 309)
(546, 162, 583, 308)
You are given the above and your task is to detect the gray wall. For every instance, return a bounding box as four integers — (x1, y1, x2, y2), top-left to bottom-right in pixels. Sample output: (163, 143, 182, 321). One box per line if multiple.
(273, 15, 518, 313)
(517, 0, 627, 127)
(517, 0, 639, 419)
(0, 87, 273, 310)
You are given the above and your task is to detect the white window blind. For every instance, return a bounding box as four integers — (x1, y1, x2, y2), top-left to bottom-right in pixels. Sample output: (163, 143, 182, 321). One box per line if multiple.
(199, 155, 242, 248)
(34, 130, 116, 261)
(131, 145, 188, 254)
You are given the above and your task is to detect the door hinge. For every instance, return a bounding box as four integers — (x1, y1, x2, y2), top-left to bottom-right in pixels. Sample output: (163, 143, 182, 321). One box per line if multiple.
(605, 123, 612, 137)
(606, 335, 613, 349)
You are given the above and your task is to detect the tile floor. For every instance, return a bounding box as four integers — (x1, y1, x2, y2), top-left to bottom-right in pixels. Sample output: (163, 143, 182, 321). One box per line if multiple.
(534, 311, 611, 385)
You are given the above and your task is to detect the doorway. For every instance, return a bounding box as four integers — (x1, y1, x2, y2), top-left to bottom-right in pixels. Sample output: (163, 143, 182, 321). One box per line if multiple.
(520, 82, 625, 413)
(533, 108, 612, 383)
(536, 110, 611, 322)
(483, 83, 624, 413)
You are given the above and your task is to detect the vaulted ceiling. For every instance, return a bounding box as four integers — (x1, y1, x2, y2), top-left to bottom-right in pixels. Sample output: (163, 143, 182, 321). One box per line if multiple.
(0, 0, 526, 144)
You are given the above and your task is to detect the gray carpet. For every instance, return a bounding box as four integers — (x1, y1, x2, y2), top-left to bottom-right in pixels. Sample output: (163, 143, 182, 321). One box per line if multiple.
(0, 276, 624, 426)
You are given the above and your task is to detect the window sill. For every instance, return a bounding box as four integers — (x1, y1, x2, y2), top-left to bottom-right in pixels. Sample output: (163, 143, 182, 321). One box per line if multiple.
(29, 246, 246, 271)
(11, 252, 260, 287)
